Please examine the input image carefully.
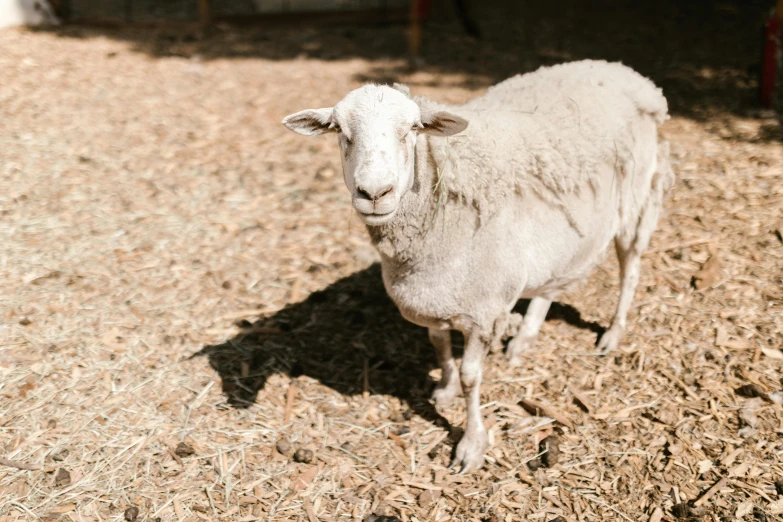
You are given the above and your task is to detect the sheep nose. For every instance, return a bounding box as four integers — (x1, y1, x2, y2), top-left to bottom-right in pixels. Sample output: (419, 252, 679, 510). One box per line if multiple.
(356, 184, 394, 202)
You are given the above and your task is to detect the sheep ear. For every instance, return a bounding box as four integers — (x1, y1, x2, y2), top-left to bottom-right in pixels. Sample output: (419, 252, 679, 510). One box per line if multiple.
(392, 83, 411, 97)
(418, 110, 468, 137)
(282, 108, 335, 136)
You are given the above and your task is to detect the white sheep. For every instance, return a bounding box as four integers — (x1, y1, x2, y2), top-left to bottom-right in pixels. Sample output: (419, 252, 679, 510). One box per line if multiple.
(283, 60, 674, 473)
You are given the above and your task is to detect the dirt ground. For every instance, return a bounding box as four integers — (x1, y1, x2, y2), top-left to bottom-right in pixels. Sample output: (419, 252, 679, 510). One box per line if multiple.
(1, 1, 783, 521)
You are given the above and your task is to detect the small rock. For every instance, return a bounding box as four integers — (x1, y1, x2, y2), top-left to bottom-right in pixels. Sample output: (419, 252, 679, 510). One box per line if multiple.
(276, 438, 292, 456)
(221, 280, 232, 289)
(54, 468, 71, 487)
(46, 419, 57, 429)
(539, 435, 560, 468)
(395, 425, 410, 436)
(417, 489, 441, 508)
(527, 456, 543, 472)
(19, 317, 31, 326)
(124, 506, 140, 521)
(294, 448, 314, 464)
(736, 384, 768, 400)
(175, 442, 195, 457)
(671, 503, 691, 519)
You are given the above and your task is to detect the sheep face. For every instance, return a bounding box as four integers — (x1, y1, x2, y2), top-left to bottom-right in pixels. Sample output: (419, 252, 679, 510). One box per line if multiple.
(282, 85, 467, 226)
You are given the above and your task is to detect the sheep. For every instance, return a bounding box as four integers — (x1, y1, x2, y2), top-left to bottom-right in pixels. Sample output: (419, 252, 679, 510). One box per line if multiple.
(282, 60, 674, 473)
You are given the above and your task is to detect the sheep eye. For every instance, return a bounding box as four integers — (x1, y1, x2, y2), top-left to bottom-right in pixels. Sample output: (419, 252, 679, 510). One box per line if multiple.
(333, 124, 352, 144)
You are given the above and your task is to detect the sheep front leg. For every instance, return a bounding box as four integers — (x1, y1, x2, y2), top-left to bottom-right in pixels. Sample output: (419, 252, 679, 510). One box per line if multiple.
(429, 328, 462, 407)
(451, 330, 489, 473)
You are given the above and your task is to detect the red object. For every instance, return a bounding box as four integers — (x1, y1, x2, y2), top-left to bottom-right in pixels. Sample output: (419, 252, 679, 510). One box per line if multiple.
(417, 0, 435, 20)
(760, 15, 781, 108)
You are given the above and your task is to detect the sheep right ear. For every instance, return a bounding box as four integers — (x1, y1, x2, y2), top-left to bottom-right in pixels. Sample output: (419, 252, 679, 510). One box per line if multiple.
(282, 108, 335, 136)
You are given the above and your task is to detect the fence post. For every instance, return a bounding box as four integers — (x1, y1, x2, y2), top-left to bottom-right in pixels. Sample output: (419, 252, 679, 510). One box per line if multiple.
(200, 0, 211, 29)
(759, 0, 783, 108)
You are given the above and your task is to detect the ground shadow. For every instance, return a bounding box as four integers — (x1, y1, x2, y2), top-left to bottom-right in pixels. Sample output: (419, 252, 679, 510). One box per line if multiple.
(194, 263, 605, 417)
(35, 0, 779, 124)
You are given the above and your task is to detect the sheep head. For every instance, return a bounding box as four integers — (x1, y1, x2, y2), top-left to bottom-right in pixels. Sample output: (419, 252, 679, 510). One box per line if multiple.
(282, 84, 468, 226)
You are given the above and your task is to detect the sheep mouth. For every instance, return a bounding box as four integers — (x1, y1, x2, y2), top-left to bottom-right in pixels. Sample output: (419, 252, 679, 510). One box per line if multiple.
(357, 209, 397, 226)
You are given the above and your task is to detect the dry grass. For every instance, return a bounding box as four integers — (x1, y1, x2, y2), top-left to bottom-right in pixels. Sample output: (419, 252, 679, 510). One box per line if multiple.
(1, 3, 783, 521)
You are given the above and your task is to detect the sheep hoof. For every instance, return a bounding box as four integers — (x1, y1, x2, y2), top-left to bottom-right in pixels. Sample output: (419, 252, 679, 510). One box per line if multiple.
(507, 355, 524, 368)
(489, 340, 504, 354)
(506, 334, 536, 366)
(449, 429, 488, 474)
(430, 383, 461, 408)
(597, 326, 624, 353)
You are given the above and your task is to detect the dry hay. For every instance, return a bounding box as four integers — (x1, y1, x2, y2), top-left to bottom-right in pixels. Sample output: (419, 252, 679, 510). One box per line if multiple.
(1, 3, 783, 521)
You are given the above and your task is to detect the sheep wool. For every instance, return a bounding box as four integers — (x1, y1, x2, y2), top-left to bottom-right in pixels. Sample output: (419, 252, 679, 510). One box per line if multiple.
(422, 60, 670, 232)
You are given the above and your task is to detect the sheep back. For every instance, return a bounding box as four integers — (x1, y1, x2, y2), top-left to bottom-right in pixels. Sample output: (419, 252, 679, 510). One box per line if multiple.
(423, 60, 669, 227)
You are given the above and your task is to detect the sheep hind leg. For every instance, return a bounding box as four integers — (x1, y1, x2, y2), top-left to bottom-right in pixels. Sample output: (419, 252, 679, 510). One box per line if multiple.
(429, 328, 462, 408)
(597, 189, 663, 353)
(596, 238, 641, 353)
(506, 297, 552, 367)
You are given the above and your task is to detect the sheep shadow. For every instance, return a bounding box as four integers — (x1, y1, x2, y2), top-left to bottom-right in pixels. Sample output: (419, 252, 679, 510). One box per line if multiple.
(193, 263, 604, 420)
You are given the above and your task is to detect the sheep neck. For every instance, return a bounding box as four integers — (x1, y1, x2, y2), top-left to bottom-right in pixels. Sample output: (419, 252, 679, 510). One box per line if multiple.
(365, 135, 458, 266)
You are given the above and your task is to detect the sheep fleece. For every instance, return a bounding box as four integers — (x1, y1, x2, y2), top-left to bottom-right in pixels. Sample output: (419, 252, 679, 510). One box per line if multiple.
(371, 60, 673, 333)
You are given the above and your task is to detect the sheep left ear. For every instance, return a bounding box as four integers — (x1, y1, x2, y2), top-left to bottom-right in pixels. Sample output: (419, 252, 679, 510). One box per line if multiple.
(282, 108, 335, 136)
(392, 83, 411, 97)
(418, 110, 468, 137)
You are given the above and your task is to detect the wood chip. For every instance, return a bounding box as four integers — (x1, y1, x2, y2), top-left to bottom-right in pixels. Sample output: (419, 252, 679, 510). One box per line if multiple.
(692, 253, 721, 289)
(518, 398, 575, 430)
(3, 17, 783, 522)
(694, 477, 728, 507)
(0, 457, 41, 471)
(292, 465, 319, 492)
